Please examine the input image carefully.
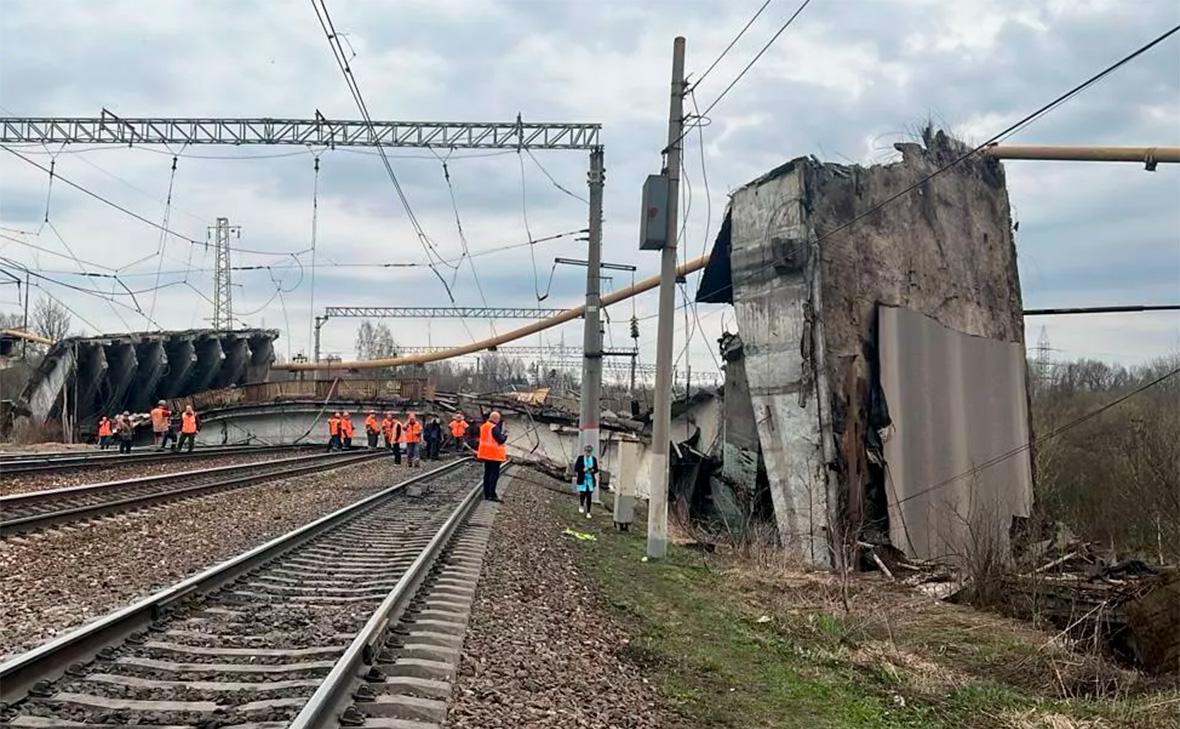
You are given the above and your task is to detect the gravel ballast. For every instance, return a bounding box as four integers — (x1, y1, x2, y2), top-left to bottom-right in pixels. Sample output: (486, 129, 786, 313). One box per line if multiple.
(448, 472, 678, 729)
(0, 457, 450, 659)
(0, 448, 311, 495)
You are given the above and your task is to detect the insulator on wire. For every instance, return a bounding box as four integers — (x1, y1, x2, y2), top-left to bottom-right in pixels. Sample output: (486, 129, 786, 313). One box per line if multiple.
(630, 316, 639, 340)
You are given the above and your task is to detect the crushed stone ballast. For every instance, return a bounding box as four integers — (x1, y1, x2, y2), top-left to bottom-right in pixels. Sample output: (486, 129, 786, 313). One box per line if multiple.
(0, 458, 489, 727)
(0, 451, 387, 537)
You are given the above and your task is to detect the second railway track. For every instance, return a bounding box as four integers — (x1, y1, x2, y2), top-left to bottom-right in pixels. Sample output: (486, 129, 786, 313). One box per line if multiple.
(0, 444, 314, 478)
(0, 458, 486, 728)
(0, 451, 388, 537)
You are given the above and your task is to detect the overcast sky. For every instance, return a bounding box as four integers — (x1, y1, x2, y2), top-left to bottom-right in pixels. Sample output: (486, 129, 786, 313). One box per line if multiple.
(1, 0, 1177, 378)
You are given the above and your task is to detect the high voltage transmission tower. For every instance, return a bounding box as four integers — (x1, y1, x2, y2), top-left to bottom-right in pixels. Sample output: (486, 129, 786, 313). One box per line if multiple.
(208, 217, 240, 330)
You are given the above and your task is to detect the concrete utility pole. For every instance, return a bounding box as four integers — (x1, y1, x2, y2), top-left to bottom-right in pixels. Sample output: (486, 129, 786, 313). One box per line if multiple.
(647, 36, 685, 560)
(579, 148, 606, 467)
(21, 270, 29, 359)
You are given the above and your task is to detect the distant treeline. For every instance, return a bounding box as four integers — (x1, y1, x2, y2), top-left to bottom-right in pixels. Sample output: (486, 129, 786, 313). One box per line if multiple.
(1030, 354, 1179, 562)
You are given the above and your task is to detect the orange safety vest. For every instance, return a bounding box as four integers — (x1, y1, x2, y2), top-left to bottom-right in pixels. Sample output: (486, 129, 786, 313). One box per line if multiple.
(381, 418, 393, 438)
(477, 421, 507, 462)
(181, 412, 199, 434)
(341, 418, 354, 437)
(364, 415, 379, 434)
(450, 420, 467, 438)
(328, 417, 340, 436)
(402, 419, 422, 443)
(97, 418, 113, 437)
(150, 406, 170, 432)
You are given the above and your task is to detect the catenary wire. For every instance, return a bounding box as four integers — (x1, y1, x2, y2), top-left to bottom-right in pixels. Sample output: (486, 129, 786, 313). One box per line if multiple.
(0, 144, 305, 257)
(895, 367, 1180, 507)
(689, 0, 775, 93)
(666, 0, 813, 153)
(309, 0, 458, 303)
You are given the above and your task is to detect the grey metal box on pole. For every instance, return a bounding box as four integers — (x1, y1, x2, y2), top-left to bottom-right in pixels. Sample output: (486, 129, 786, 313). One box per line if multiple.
(639, 174, 670, 250)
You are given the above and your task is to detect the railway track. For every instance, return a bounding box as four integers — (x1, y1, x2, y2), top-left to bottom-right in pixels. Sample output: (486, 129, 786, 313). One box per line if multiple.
(0, 458, 488, 728)
(0, 451, 386, 537)
(0, 443, 314, 477)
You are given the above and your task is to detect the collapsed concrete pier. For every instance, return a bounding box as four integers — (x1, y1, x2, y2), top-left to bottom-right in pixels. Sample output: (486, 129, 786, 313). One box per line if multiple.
(697, 130, 1033, 567)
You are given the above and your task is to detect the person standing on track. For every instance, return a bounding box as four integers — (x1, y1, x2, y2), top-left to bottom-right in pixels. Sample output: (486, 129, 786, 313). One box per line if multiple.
(327, 412, 342, 452)
(364, 410, 380, 449)
(477, 411, 507, 501)
(177, 405, 199, 453)
(382, 412, 395, 451)
(424, 416, 442, 461)
(448, 413, 468, 452)
(97, 415, 113, 450)
(573, 444, 600, 518)
(115, 411, 134, 454)
(389, 415, 402, 464)
(340, 411, 354, 450)
(402, 412, 423, 467)
(465, 417, 480, 452)
(150, 400, 171, 450)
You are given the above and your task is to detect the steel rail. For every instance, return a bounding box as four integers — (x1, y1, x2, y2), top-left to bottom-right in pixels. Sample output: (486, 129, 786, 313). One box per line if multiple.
(289, 463, 505, 728)
(0, 442, 297, 464)
(2, 451, 339, 505)
(0, 451, 386, 537)
(0, 443, 311, 474)
(0, 457, 472, 704)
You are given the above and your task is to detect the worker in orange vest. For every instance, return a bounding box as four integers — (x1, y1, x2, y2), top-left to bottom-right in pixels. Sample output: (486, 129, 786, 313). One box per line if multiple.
(477, 411, 507, 500)
(327, 412, 342, 452)
(364, 411, 380, 449)
(449, 414, 469, 452)
(177, 405, 199, 453)
(340, 412, 355, 449)
(381, 412, 395, 451)
(390, 415, 404, 464)
(402, 412, 423, 467)
(150, 400, 172, 450)
(97, 415, 114, 450)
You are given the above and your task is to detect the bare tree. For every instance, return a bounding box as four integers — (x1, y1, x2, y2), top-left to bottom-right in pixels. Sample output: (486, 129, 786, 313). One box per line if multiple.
(354, 320, 398, 360)
(31, 297, 71, 342)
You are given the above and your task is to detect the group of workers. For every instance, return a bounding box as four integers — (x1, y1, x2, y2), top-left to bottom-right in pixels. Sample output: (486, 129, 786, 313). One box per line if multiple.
(323, 408, 509, 501)
(324, 410, 471, 467)
(96, 401, 200, 454)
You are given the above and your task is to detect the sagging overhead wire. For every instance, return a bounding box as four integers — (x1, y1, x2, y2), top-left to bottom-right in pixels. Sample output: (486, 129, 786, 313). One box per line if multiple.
(309, 0, 458, 302)
(431, 147, 497, 339)
(811, 22, 1180, 251)
(0, 144, 306, 258)
(149, 153, 180, 320)
(895, 367, 1180, 508)
(517, 150, 551, 303)
(0, 258, 165, 330)
(524, 148, 589, 205)
(666, 0, 813, 154)
(689, 0, 774, 93)
(21, 228, 590, 279)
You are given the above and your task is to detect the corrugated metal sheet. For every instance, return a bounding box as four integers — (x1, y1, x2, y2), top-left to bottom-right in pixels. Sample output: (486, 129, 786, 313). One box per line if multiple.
(879, 305, 1033, 562)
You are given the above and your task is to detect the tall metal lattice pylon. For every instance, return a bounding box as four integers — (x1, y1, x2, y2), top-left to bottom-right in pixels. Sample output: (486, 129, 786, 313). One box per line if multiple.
(209, 217, 240, 329)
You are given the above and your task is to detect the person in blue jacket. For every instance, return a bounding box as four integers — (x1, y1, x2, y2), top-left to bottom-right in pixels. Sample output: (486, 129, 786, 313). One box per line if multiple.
(573, 444, 599, 518)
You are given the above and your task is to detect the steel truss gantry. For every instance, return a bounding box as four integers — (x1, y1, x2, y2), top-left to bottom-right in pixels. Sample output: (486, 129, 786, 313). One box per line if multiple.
(0, 110, 601, 150)
(323, 306, 572, 320)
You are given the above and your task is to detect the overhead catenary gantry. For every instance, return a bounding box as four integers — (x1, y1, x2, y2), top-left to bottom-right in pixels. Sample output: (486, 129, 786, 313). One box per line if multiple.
(313, 306, 576, 363)
(0, 110, 600, 150)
